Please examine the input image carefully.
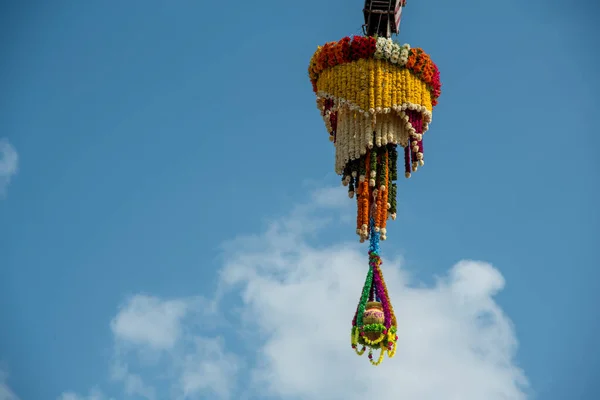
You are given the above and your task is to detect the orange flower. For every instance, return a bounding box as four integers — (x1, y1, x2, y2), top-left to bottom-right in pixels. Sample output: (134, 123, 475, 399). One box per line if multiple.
(413, 55, 426, 74)
(421, 67, 434, 83)
(405, 53, 417, 69)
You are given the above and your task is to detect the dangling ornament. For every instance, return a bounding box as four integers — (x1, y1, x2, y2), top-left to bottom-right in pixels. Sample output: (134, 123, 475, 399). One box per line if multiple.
(308, 3, 442, 365)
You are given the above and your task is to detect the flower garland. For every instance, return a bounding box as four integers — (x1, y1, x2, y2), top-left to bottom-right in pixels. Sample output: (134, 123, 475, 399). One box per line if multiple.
(309, 36, 441, 105)
(308, 35, 442, 366)
(309, 35, 441, 242)
(350, 219, 398, 366)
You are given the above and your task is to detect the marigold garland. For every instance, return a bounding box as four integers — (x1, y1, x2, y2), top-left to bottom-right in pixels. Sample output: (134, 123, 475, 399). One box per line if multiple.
(308, 34, 442, 366)
(310, 35, 441, 242)
(309, 36, 441, 105)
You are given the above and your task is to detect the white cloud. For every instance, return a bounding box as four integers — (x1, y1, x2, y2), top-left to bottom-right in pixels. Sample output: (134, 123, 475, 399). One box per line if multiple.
(179, 337, 239, 399)
(61, 294, 239, 399)
(0, 366, 19, 400)
(110, 295, 188, 350)
(217, 189, 529, 400)
(60, 185, 528, 400)
(0, 138, 18, 196)
(58, 388, 110, 400)
(109, 362, 155, 400)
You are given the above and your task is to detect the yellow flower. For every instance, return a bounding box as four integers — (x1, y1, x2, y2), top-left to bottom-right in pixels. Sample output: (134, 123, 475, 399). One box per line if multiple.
(369, 345, 386, 366)
(362, 333, 385, 345)
(383, 65, 391, 109)
(368, 61, 375, 111)
(375, 60, 383, 110)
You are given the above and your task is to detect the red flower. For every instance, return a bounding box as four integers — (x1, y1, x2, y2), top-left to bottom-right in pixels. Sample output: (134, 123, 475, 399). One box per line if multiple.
(340, 37, 351, 62)
(365, 36, 376, 54)
(351, 36, 373, 59)
(350, 39, 361, 60)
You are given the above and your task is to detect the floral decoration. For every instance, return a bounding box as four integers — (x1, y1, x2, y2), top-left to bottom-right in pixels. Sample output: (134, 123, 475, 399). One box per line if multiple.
(309, 36, 440, 105)
(308, 34, 442, 366)
(309, 35, 441, 242)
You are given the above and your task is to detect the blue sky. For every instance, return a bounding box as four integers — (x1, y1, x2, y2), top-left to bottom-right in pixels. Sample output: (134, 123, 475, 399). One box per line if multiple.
(1, 0, 598, 399)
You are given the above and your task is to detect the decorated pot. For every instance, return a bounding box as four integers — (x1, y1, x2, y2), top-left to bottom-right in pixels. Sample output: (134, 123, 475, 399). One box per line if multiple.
(363, 301, 385, 340)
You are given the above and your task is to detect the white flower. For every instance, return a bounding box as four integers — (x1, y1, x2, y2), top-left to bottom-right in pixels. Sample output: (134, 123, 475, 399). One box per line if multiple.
(391, 54, 399, 63)
(374, 49, 384, 59)
(402, 43, 411, 51)
(376, 37, 386, 52)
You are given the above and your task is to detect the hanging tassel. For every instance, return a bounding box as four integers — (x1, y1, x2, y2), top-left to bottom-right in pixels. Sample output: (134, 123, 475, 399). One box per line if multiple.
(350, 218, 398, 365)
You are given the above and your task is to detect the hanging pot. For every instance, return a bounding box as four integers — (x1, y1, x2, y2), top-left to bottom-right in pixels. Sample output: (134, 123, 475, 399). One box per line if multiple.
(363, 301, 385, 341)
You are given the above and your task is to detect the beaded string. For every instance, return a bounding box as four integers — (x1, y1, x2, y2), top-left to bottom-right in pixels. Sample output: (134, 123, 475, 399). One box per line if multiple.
(369, 218, 381, 302)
